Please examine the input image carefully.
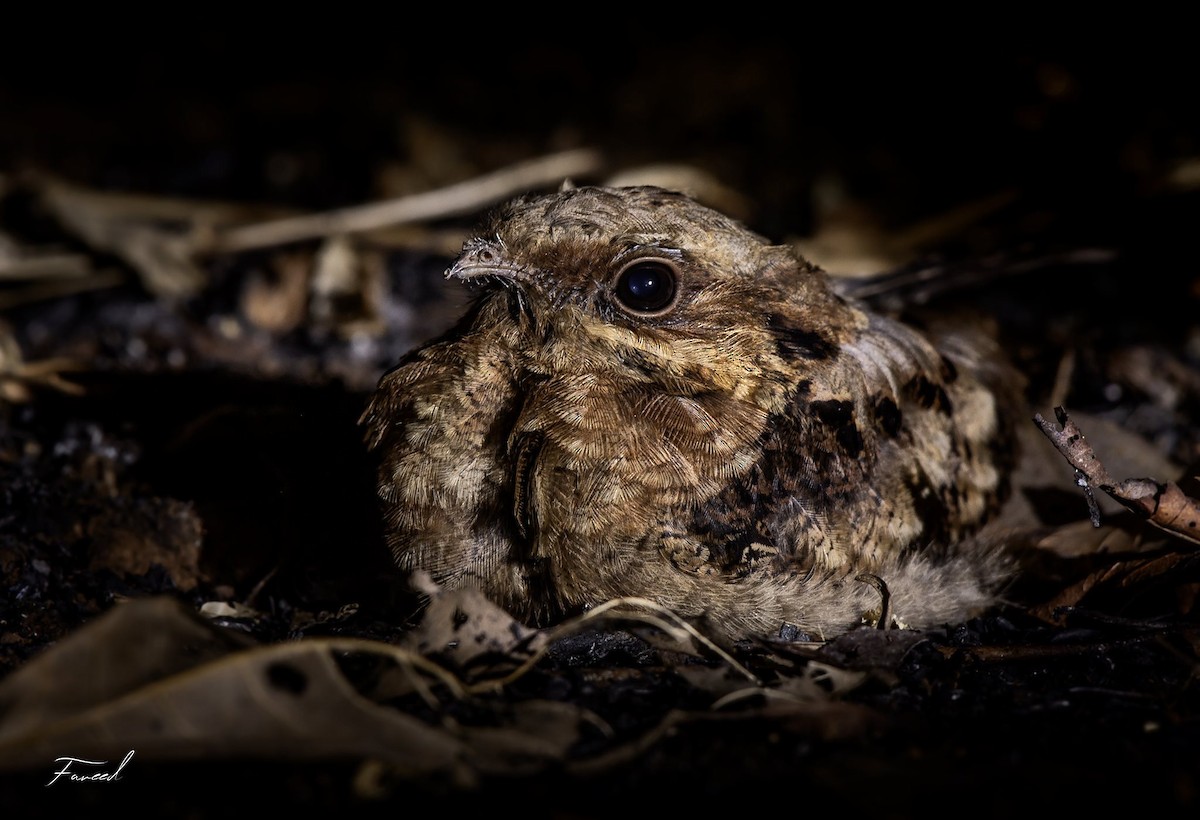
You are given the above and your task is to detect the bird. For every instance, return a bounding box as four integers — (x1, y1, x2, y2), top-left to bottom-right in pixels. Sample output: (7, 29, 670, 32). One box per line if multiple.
(360, 184, 1025, 641)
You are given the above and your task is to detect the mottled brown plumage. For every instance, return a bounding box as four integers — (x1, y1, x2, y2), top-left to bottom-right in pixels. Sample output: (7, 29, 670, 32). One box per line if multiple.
(361, 185, 1023, 640)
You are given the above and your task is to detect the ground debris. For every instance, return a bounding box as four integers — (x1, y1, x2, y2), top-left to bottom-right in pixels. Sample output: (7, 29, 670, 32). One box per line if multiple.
(2, 41, 1199, 815)
(1035, 406, 1200, 545)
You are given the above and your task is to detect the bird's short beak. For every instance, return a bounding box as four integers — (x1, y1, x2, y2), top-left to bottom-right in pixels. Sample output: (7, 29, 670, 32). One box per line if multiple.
(445, 241, 527, 283)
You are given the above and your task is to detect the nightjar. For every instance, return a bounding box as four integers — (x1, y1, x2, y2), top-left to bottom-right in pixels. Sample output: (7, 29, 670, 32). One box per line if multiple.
(361, 185, 1023, 640)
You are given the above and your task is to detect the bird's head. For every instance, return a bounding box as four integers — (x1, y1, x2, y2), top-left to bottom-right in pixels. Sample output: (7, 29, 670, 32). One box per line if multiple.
(447, 185, 863, 399)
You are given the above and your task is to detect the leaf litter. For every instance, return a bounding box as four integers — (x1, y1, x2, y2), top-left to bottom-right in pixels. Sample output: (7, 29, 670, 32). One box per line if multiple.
(1, 140, 1200, 813)
(0, 578, 879, 793)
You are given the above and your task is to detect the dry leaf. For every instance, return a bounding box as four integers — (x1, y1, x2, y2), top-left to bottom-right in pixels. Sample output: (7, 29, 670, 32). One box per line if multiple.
(0, 596, 609, 786)
(0, 597, 252, 745)
(1028, 551, 1200, 624)
(1033, 518, 1160, 559)
(0, 598, 468, 778)
(403, 572, 548, 678)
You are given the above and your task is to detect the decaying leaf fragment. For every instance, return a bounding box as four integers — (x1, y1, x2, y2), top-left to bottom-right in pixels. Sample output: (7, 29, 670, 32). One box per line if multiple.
(0, 597, 473, 782)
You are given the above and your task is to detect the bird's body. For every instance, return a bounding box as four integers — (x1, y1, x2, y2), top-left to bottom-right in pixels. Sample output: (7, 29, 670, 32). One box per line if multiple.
(362, 186, 1023, 640)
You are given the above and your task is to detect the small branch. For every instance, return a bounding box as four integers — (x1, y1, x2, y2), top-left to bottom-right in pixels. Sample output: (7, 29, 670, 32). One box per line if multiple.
(206, 148, 604, 254)
(0, 253, 94, 280)
(0, 270, 126, 311)
(1034, 407, 1118, 489)
(1034, 406, 1200, 546)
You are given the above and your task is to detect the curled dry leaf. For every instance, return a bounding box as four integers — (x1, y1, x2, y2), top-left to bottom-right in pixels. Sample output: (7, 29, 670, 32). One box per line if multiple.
(403, 570, 549, 679)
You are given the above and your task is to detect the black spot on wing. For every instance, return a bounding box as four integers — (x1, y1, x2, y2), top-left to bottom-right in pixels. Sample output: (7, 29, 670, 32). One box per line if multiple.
(873, 396, 903, 437)
(903, 466, 949, 549)
(688, 461, 777, 576)
(810, 399, 864, 457)
(906, 375, 953, 415)
(769, 314, 837, 361)
(940, 354, 959, 383)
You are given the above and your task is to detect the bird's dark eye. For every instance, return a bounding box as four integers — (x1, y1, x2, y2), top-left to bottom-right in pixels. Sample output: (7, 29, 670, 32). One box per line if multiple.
(614, 259, 678, 314)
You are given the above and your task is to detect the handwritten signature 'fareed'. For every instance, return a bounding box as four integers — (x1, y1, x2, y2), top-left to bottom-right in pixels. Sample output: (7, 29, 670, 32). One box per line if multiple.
(46, 751, 134, 785)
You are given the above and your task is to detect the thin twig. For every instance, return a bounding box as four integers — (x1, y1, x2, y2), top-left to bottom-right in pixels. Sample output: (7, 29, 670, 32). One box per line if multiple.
(206, 148, 604, 254)
(465, 596, 761, 693)
(1034, 406, 1120, 489)
(0, 254, 94, 280)
(305, 637, 469, 700)
(1034, 406, 1200, 545)
(0, 270, 126, 311)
